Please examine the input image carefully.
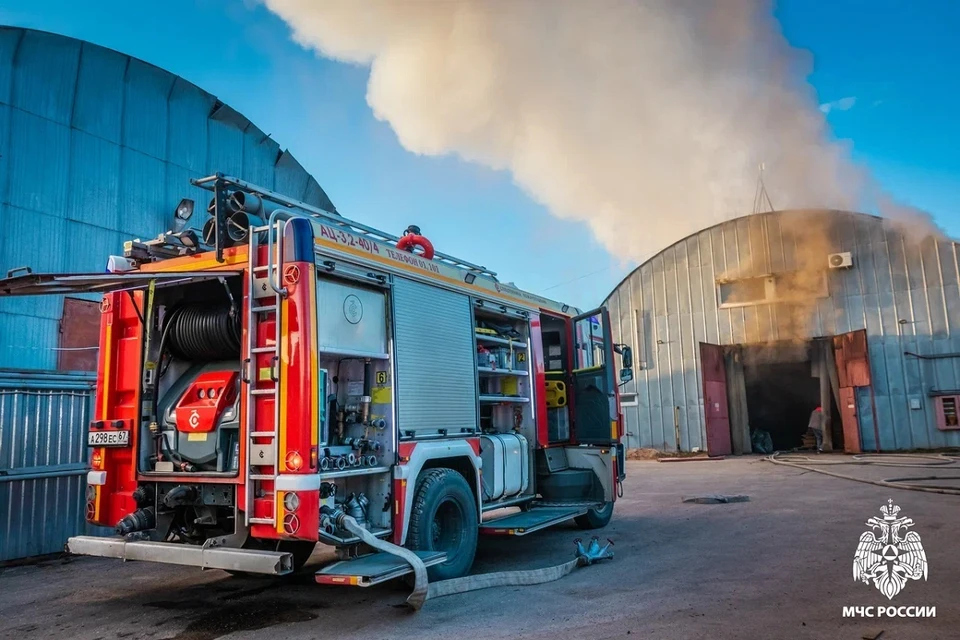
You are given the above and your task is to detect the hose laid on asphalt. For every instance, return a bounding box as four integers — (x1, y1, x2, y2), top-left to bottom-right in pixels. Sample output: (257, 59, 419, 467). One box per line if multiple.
(425, 558, 582, 600)
(336, 511, 429, 609)
(329, 509, 612, 610)
(766, 452, 960, 496)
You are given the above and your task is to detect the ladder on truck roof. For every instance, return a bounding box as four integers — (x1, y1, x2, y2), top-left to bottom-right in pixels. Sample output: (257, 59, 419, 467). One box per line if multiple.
(191, 174, 498, 278)
(243, 218, 286, 528)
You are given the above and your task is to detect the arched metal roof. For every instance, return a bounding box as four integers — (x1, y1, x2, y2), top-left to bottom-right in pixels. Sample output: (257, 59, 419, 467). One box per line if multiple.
(0, 26, 336, 369)
(603, 209, 889, 304)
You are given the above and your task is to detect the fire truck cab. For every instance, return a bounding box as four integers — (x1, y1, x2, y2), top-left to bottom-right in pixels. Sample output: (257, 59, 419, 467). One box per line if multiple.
(0, 174, 631, 586)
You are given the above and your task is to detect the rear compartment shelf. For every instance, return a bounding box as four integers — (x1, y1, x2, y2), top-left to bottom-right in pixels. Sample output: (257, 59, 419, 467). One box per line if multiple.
(315, 550, 446, 586)
(479, 506, 589, 536)
(479, 395, 530, 403)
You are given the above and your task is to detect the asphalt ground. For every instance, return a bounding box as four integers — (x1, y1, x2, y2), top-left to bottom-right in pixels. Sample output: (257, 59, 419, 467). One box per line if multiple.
(1, 455, 958, 640)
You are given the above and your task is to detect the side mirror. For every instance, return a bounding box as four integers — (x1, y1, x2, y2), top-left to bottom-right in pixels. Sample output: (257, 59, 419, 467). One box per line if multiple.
(620, 345, 633, 369)
(619, 368, 634, 383)
(614, 344, 633, 369)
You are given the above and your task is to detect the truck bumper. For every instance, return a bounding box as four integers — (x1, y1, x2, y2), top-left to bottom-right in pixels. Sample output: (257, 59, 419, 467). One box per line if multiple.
(66, 536, 294, 575)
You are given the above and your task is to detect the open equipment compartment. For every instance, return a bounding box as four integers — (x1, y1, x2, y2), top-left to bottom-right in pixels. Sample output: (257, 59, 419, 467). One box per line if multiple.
(139, 274, 244, 478)
(314, 266, 396, 545)
(473, 300, 536, 507)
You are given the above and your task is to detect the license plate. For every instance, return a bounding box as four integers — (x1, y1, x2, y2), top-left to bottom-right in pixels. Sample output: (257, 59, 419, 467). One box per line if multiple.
(88, 430, 130, 447)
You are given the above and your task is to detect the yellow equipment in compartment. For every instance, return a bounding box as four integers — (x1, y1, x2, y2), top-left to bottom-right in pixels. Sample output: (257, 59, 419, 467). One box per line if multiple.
(545, 380, 566, 408)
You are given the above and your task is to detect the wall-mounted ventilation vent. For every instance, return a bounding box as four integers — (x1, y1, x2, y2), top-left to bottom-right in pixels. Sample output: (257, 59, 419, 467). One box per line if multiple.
(936, 396, 959, 430)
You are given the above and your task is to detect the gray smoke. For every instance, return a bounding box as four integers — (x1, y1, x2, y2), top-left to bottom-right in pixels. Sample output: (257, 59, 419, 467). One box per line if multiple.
(263, 0, 939, 260)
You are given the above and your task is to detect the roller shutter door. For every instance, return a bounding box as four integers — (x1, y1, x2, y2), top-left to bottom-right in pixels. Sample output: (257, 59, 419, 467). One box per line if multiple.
(392, 277, 477, 437)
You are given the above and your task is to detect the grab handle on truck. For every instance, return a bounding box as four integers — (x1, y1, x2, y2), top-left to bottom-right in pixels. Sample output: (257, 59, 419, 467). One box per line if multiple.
(266, 210, 288, 298)
(5, 266, 32, 278)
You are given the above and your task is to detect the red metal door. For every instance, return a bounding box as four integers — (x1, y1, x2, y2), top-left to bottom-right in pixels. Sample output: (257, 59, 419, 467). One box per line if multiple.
(700, 343, 731, 456)
(833, 329, 871, 454)
(59, 298, 101, 372)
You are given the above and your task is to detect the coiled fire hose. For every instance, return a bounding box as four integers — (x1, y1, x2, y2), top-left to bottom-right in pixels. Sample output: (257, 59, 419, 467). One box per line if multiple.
(323, 507, 614, 610)
(766, 451, 960, 496)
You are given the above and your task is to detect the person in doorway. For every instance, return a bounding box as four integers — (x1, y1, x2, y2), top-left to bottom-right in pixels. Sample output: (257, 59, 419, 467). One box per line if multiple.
(807, 406, 824, 453)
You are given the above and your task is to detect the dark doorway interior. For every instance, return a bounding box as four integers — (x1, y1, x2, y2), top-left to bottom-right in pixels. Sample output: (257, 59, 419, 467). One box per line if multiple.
(742, 344, 820, 451)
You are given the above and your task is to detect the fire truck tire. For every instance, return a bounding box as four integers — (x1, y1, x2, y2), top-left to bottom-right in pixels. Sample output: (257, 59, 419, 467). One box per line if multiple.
(574, 502, 614, 529)
(407, 468, 478, 581)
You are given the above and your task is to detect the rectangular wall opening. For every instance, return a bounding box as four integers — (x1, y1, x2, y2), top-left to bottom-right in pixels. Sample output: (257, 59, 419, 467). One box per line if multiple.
(735, 341, 842, 452)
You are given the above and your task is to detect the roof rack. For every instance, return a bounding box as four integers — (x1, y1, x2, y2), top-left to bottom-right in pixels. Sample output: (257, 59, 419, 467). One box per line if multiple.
(191, 174, 497, 278)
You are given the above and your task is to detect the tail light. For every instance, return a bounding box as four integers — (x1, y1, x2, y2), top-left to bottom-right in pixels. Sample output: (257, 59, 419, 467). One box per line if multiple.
(285, 450, 303, 471)
(91, 450, 103, 470)
(309, 447, 318, 470)
(283, 492, 300, 512)
(283, 513, 300, 535)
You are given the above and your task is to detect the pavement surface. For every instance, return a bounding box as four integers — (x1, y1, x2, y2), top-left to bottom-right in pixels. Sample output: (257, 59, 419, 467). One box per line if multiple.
(2, 455, 959, 640)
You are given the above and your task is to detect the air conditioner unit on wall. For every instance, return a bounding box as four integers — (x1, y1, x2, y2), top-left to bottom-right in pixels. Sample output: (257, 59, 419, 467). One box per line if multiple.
(827, 252, 853, 269)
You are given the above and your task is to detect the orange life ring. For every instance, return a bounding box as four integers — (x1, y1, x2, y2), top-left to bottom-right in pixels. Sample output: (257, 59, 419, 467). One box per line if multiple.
(396, 233, 435, 260)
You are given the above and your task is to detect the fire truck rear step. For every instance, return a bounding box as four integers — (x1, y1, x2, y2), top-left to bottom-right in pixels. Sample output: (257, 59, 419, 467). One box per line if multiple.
(315, 550, 447, 587)
(478, 506, 589, 536)
(66, 536, 294, 575)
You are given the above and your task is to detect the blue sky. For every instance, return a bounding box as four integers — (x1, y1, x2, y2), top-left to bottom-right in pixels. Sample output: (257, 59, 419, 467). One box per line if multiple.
(1, 0, 957, 309)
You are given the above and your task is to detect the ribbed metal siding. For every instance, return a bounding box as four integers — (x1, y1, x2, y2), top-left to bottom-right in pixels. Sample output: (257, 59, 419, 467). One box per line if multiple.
(0, 26, 336, 370)
(392, 278, 478, 437)
(605, 210, 960, 453)
(0, 372, 100, 561)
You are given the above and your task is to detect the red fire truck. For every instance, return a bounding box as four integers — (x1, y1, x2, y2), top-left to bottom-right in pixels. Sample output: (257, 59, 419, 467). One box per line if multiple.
(0, 174, 631, 587)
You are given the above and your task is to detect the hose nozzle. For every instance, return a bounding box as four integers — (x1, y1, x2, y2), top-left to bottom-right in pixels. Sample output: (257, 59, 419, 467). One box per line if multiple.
(574, 536, 614, 564)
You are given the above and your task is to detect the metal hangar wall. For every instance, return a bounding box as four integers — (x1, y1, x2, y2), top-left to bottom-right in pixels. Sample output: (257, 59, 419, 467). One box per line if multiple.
(603, 209, 960, 454)
(0, 26, 335, 371)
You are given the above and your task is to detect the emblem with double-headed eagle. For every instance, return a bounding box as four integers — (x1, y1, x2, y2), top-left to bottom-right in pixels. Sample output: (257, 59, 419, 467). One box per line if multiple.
(853, 499, 927, 600)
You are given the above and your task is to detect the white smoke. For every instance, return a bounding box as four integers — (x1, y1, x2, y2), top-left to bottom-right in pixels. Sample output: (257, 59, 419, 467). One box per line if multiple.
(263, 0, 938, 261)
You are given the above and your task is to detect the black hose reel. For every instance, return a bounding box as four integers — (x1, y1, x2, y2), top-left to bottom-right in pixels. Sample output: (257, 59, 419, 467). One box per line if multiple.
(164, 303, 241, 361)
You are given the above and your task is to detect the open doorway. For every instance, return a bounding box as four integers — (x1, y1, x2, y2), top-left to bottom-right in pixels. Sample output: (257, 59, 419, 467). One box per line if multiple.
(734, 340, 842, 453)
(741, 343, 828, 451)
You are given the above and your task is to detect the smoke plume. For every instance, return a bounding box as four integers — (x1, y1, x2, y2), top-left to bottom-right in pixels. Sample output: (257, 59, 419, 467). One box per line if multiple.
(263, 0, 939, 262)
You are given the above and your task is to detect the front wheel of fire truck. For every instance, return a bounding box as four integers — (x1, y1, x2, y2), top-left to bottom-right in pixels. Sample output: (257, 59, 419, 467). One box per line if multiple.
(574, 501, 615, 530)
(407, 468, 478, 581)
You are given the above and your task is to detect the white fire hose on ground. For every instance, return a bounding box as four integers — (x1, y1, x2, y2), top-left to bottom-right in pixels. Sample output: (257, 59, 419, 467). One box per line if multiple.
(325, 507, 614, 611)
(766, 452, 960, 496)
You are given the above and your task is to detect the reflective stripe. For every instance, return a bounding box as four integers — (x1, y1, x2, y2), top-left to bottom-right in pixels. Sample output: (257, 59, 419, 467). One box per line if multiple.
(276, 491, 286, 534)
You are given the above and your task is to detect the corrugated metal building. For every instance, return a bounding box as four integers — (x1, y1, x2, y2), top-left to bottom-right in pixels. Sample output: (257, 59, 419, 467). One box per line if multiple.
(0, 27, 335, 560)
(0, 26, 335, 371)
(603, 209, 960, 455)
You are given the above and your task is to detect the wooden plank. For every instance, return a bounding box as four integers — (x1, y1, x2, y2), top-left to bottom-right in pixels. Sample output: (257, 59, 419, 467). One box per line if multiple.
(839, 386, 862, 454)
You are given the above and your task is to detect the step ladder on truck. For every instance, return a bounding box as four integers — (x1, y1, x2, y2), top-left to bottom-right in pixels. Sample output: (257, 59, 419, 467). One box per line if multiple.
(0, 173, 631, 589)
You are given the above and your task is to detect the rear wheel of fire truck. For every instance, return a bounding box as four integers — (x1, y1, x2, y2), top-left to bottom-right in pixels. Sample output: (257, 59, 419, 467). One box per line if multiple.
(574, 502, 614, 529)
(407, 468, 478, 581)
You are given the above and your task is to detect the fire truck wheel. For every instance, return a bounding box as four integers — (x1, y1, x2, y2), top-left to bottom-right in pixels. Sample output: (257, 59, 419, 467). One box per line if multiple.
(574, 501, 614, 529)
(407, 468, 478, 581)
